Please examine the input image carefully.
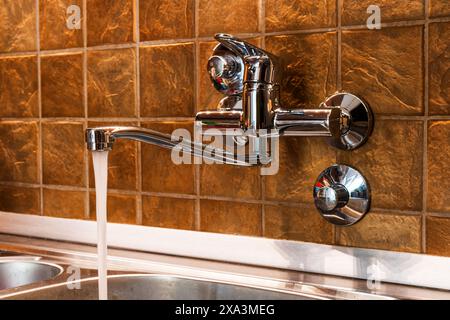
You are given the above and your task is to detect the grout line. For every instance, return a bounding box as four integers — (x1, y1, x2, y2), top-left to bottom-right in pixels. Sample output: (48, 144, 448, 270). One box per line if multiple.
(336, 0, 342, 92)
(259, 0, 266, 237)
(367, 207, 424, 216)
(259, 0, 266, 47)
(194, 0, 201, 231)
(141, 191, 198, 200)
(426, 212, 450, 218)
(0, 117, 196, 122)
(260, 175, 266, 237)
(376, 115, 428, 120)
(421, 0, 430, 254)
(134, 0, 143, 225)
(44, 184, 89, 192)
(35, 0, 44, 216)
(82, 0, 89, 220)
(8, 115, 450, 122)
(334, 0, 342, 245)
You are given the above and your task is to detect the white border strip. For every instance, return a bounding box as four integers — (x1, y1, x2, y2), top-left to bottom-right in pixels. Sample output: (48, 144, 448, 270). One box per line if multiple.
(0, 211, 449, 290)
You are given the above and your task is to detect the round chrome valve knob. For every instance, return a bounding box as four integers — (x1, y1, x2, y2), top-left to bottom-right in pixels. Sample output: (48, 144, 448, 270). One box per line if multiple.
(207, 44, 244, 96)
(313, 164, 371, 226)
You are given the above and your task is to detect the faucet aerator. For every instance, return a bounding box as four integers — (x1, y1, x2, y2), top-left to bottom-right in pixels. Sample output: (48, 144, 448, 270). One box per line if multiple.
(85, 128, 114, 152)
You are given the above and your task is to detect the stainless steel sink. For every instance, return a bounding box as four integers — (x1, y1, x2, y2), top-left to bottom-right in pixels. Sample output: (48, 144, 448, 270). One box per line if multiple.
(6, 275, 317, 300)
(1, 236, 449, 300)
(0, 261, 63, 291)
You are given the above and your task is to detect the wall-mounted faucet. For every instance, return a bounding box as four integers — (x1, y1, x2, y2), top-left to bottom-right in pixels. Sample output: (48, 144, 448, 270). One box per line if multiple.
(196, 34, 373, 153)
(86, 33, 373, 164)
(85, 33, 374, 225)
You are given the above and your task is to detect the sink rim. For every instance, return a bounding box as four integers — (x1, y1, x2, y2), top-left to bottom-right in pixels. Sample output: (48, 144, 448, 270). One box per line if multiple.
(1, 273, 333, 300)
(1, 272, 398, 300)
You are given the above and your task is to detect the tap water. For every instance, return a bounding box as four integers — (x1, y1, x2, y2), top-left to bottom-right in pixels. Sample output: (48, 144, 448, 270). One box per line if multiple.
(92, 151, 109, 300)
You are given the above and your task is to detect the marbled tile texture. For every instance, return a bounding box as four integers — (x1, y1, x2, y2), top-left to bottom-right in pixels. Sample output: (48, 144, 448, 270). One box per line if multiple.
(0, 1, 448, 257)
(0, 0, 36, 52)
(40, 0, 83, 50)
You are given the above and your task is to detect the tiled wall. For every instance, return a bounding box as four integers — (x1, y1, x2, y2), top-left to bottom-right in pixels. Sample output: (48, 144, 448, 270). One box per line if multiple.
(0, 0, 449, 256)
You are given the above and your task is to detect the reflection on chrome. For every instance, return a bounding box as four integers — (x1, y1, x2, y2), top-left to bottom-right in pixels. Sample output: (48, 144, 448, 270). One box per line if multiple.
(196, 33, 373, 152)
(313, 164, 371, 226)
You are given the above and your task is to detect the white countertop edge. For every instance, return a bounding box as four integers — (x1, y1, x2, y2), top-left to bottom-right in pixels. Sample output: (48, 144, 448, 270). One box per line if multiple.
(0, 211, 449, 290)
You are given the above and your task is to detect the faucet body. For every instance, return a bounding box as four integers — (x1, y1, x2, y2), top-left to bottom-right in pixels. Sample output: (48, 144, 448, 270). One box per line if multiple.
(196, 34, 373, 151)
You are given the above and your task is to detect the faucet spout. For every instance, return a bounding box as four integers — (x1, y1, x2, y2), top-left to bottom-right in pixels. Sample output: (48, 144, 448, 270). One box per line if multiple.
(86, 126, 178, 152)
(85, 126, 260, 166)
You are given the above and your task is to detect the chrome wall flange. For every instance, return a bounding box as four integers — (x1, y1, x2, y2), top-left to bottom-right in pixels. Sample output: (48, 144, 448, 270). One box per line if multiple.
(321, 92, 374, 151)
(313, 164, 371, 226)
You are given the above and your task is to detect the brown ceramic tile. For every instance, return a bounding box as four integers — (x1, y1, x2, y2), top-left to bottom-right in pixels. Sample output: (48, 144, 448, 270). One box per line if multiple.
(0, 185, 40, 215)
(265, 33, 337, 108)
(142, 196, 195, 230)
(42, 122, 86, 186)
(265, 137, 336, 203)
(200, 164, 261, 200)
(39, 0, 83, 50)
(0, 121, 39, 183)
(87, 0, 134, 46)
(41, 53, 84, 117)
(87, 48, 136, 117)
(427, 121, 450, 212)
(88, 121, 137, 191)
(43, 188, 85, 219)
(338, 120, 423, 211)
(140, 43, 195, 117)
(0, 0, 36, 52)
(140, 0, 194, 41)
(0, 56, 38, 117)
(429, 22, 450, 115)
(341, 0, 424, 25)
(426, 216, 450, 257)
(141, 121, 195, 194)
(266, 0, 336, 32)
(338, 213, 421, 253)
(264, 204, 333, 244)
(342, 26, 423, 115)
(198, 0, 259, 37)
(88, 120, 137, 191)
(429, 0, 450, 18)
(200, 200, 261, 236)
(90, 193, 136, 224)
(198, 38, 262, 111)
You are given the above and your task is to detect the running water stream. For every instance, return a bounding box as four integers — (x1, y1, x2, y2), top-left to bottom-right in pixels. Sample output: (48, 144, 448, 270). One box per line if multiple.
(92, 151, 109, 300)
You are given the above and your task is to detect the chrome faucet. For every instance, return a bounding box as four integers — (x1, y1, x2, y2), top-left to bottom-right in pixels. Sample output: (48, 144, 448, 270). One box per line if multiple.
(196, 33, 373, 151)
(86, 33, 373, 167)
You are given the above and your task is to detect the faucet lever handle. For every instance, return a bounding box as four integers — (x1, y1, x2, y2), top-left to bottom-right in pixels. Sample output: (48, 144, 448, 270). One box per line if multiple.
(214, 34, 278, 65)
(214, 33, 264, 58)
